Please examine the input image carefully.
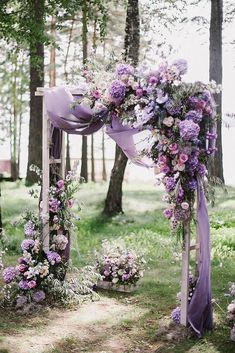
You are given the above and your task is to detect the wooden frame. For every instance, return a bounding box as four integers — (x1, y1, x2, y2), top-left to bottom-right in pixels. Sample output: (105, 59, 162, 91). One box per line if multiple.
(36, 86, 200, 327)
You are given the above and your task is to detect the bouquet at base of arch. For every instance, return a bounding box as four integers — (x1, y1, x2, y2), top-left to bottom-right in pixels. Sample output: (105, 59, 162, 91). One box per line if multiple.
(226, 283, 235, 341)
(95, 240, 146, 293)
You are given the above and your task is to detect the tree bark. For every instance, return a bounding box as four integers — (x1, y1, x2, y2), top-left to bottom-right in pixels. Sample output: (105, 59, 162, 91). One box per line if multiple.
(66, 134, 71, 173)
(103, 0, 140, 216)
(80, 2, 88, 182)
(209, 0, 224, 182)
(102, 128, 107, 181)
(26, 0, 44, 185)
(91, 134, 95, 182)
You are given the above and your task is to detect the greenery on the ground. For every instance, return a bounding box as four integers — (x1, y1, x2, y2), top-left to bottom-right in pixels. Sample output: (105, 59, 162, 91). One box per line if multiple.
(0, 181, 235, 353)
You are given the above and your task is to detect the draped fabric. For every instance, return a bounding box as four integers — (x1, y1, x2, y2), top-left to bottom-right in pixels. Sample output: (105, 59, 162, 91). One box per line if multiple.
(188, 178, 213, 336)
(44, 86, 213, 336)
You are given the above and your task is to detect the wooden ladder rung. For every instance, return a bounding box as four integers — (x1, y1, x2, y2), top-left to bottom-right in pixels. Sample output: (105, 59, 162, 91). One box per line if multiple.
(49, 159, 61, 164)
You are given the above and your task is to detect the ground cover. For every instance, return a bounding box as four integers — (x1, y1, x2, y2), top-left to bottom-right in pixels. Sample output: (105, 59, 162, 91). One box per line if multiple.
(0, 181, 234, 353)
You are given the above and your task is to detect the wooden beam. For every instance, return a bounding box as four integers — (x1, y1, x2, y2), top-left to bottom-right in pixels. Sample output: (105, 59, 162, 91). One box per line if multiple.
(180, 219, 191, 326)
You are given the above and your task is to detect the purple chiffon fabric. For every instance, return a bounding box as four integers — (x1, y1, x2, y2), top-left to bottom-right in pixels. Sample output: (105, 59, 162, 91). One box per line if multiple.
(45, 86, 212, 336)
(188, 177, 213, 336)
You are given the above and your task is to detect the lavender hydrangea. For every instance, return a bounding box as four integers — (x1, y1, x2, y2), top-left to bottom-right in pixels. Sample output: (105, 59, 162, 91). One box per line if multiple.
(21, 239, 35, 251)
(108, 80, 126, 105)
(165, 177, 176, 192)
(47, 251, 61, 265)
(185, 110, 202, 123)
(24, 220, 36, 238)
(172, 58, 188, 75)
(116, 63, 134, 78)
(179, 120, 200, 141)
(186, 155, 199, 170)
(32, 290, 46, 302)
(19, 279, 29, 290)
(171, 306, 181, 324)
(3, 267, 16, 284)
(165, 99, 181, 116)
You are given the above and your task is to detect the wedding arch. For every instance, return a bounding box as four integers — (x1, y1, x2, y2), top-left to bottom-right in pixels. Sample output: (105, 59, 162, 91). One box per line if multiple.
(36, 59, 218, 336)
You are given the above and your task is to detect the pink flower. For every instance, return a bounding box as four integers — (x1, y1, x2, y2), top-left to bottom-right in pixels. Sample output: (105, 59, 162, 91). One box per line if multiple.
(179, 153, 188, 164)
(181, 202, 189, 210)
(169, 143, 178, 154)
(18, 264, 27, 273)
(163, 209, 173, 219)
(57, 180, 64, 190)
(159, 155, 167, 164)
(92, 90, 102, 99)
(28, 280, 37, 289)
(67, 199, 74, 208)
(160, 165, 170, 174)
(148, 76, 158, 85)
(136, 88, 144, 97)
(104, 270, 110, 277)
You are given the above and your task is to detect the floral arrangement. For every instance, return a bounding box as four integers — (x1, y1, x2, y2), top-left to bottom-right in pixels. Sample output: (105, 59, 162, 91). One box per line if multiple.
(227, 283, 235, 341)
(95, 240, 146, 286)
(77, 59, 219, 231)
(0, 169, 90, 307)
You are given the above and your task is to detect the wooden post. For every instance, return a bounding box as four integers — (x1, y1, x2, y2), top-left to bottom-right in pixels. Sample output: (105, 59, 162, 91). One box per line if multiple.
(41, 96, 50, 253)
(60, 131, 66, 178)
(180, 219, 191, 326)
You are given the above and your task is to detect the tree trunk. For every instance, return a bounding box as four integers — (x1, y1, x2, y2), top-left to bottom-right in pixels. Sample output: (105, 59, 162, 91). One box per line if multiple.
(103, 0, 140, 216)
(91, 134, 95, 182)
(209, 0, 224, 182)
(0, 177, 2, 239)
(66, 134, 71, 173)
(102, 128, 107, 181)
(26, 0, 44, 185)
(11, 53, 19, 181)
(80, 2, 88, 182)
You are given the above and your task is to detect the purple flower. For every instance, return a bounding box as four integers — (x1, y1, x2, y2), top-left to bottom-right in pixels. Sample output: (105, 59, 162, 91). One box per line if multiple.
(18, 264, 27, 273)
(56, 179, 65, 190)
(185, 110, 202, 123)
(176, 187, 184, 203)
(24, 220, 36, 238)
(165, 177, 176, 192)
(188, 180, 197, 191)
(171, 306, 181, 324)
(163, 209, 173, 219)
(47, 251, 61, 265)
(21, 239, 35, 251)
(32, 290, 46, 303)
(172, 59, 188, 75)
(179, 120, 200, 141)
(174, 206, 190, 221)
(186, 155, 199, 170)
(49, 198, 61, 213)
(28, 280, 37, 289)
(92, 89, 102, 99)
(19, 279, 29, 290)
(197, 163, 206, 177)
(108, 80, 126, 105)
(122, 273, 130, 281)
(136, 87, 144, 97)
(3, 267, 16, 284)
(165, 99, 181, 116)
(116, 63, 134, 78)
(16, 295, 28, 307)
(149, 75, 158, 85)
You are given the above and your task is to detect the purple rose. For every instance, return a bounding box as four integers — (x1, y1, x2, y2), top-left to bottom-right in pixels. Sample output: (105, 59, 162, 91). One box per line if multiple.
(32, 290, 46, 303)
(18, 264, 27, 273)
(179, 120, 200, 141)
(3, 267, 16, 284)
(21, 239, 35, 251)
(108, 80, 126, 105)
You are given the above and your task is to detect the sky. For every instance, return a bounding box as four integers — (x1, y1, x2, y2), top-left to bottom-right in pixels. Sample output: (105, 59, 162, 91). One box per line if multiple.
(1, 0, 235, 185)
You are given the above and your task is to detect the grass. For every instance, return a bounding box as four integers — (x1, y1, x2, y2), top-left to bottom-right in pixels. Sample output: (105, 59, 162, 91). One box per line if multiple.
(0, 180, 235, 353)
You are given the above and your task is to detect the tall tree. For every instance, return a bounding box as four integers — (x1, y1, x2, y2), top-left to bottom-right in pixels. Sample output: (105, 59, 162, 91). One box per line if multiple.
(80, 1, 89, 182)
(209, 0, 224, 182)
(103, 0, 140, 216)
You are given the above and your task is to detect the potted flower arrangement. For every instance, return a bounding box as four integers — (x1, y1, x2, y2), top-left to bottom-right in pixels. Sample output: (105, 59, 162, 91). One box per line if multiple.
(227, 283, 235, 341)
(95, 240, 146, 293)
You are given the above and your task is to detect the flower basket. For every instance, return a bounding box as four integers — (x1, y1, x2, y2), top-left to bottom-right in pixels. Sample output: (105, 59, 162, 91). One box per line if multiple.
(97, 279, 139, 293)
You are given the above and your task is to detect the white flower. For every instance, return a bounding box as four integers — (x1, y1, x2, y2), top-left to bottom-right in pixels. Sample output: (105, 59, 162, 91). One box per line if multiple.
(227, 303, 235, 313)
(112, 277, 119, 284)
(163, 116, 174, 127)
(181, 202, 189, 210)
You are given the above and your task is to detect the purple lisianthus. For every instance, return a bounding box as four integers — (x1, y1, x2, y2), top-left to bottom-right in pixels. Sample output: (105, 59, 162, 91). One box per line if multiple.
(197, 163, 207, 177)
(19, 279, 29, 290)
(56, 179, 65, 190)
(3, 267, 16, 284)
(185, 110, 202, 123)
(108, 80, 126, 105)
(172, 58, 188, 76)
(24, 220, 36, 238)
(165, 177, 176, 192)
(165, 99, 181, 116)
(116, 63, 134, 78)
(171, 306, 181, 324)
(179, 120, 200, 141)
(163, 208, 173, 219)
(47, 251, 61, 265)
(32, 290, 46, 303)
(21, 239, 35, 251)
(122, 273, 130, 282)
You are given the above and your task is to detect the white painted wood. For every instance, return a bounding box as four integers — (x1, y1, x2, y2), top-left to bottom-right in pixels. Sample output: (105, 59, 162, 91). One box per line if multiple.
(49, 158, 61, 164)
(60, 131, 66, 178)
(41, 95, 50, 253)
(180, 219, 191, 326)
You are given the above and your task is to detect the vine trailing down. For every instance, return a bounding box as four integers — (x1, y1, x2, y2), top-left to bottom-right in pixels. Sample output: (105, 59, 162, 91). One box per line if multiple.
(1, 168, 98, 308)
(43, 58, 219, 336)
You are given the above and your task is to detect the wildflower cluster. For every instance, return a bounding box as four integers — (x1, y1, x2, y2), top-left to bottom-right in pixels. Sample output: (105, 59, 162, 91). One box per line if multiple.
(227, 283, 235, 341)
(95, 240, 146, 286)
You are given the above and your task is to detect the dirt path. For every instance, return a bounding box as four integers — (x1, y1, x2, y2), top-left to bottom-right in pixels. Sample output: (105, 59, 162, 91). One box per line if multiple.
(0, 297, 153, 353)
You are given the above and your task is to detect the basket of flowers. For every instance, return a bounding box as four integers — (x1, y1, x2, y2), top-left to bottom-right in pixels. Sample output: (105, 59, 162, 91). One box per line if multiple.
(95, 240, 146, 293)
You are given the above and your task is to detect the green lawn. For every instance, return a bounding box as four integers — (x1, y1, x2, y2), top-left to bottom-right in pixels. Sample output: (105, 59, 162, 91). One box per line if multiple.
(0, 180, 234, 353)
